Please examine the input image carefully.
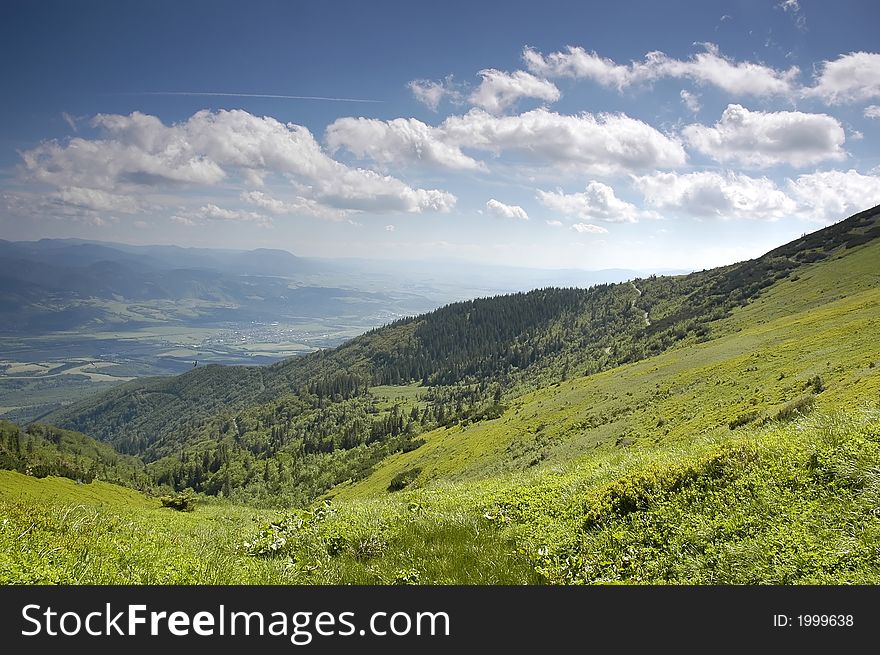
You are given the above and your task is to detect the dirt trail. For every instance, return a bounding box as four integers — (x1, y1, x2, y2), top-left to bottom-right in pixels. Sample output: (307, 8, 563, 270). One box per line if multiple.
(630, 282, 651, 326)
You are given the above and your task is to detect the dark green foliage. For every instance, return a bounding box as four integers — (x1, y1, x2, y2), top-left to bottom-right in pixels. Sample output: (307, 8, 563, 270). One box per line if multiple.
(0, 420, 149, 489)
(775, 395, 816, 422)
(160, 489, 197, 511)
(388, 468, 421, 492)
(401, 438, 425, 453)
(729, 411, 759, 430)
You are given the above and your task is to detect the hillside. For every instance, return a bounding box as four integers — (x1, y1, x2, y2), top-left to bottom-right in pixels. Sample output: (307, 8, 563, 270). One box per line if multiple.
(3, 205, 880, 583)
(0, 420, 150, 489)
(334, 236, 880, 498)
(44, 205, 880, 506)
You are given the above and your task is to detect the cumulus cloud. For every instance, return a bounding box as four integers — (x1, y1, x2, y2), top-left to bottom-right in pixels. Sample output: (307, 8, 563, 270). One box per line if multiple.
(786, 169, 880, 221)
(407, 76, 463, 111)
(865, 105, 880, 119)
(441, 108, 686, 174)
(537, 181, 652, 223)
(682, 104, 847, 168)
(173, 203, 273, 228)
(805, 52, 880, 104)
(240, 190, 345, 220)
(522, 45, 656, 90)
(571, 223, 609, 234)
(633, 171, 798, 220)
(19, 109, 457, 219)
(523, 42, 800, 97)
(486, 198, 529, 220)
(469, 69, 560, 114)
(325, 116, 485, 171)
(53, 186, 141, 214)
(680, 90, 701, 113)
(385, 224, 395, 231)
(634, 169, 880, 223)
(545, 219, 563, 227)
(325, 108, 685, 175)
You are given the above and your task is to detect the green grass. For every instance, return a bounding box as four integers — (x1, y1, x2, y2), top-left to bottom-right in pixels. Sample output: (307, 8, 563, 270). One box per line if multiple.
(3, 408, 879, 584)
(3, 235, 880, 585)
(333, 281, 880, 500)
(0, 472, 297, 584)
(247, 409, 880, 584)
(0, 472, 153, 507)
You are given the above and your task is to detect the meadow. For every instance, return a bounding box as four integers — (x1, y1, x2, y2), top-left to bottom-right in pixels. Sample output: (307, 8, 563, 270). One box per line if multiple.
(2, 406, 879, 584)
(2, 217, 879, 585)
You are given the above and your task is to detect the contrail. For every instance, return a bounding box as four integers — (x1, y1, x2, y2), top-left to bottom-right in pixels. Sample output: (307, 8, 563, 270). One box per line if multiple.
(121, 91, 383, 103)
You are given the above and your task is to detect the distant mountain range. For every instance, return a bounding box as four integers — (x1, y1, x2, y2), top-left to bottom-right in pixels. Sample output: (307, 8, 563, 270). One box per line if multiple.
(0, 238, 672, 334)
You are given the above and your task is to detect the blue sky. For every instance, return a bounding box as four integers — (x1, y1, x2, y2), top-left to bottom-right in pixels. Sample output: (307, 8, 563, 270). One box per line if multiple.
(2, 0, 879, 271)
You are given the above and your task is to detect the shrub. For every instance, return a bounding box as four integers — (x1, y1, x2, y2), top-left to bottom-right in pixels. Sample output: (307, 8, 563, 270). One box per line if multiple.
(775, 395, 815, 422)
(159, 490, 197, 512)
(388, 467, 421, 492)
(729, 411, 759, 430)
(401, 438, 425, 453)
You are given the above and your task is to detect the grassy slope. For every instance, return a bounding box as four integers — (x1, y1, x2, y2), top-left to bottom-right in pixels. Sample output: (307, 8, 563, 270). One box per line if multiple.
(1, 233, 879, 585)
(333, 239, 880, 500)
(0, 471, 301, 584)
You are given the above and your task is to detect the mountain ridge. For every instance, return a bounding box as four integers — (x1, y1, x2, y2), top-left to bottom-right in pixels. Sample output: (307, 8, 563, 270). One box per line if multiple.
(41, 204, 880, 505)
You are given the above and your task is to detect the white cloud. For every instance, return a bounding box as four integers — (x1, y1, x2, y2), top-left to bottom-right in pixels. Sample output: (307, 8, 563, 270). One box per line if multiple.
(682, 104, 847, 168)
(571, 223, 608, 234)
(486, 198, 529, 221)
(635, 168, 880, 223)
(787, 169, 880, 221)
(805, 52, 880, 104)
(325, 116, 485, 171)
(524, 42, 800, 97)
(523, 45, 656, 90)
(53, 186, 141, 214)
(240, 190, 345, 220)
(20, 109, 457, 218)
(680, 90, 701, 113)
(198, 204, 268, 223)
(660, 43, 801, 96)
(407, 76, 463, 111)
(327, 107, 685, 175)
(61, 112, 79, 132)
(776, 0, 807, 32)
(778, 0, 806, 31)
(385, 224, 395, 231)
(538, 181, 652, 223)
(634, 171, 798, 220)
(469, 69, 560, 114)
(545, 219, 563, 227)
(174, 203, 273, 228)
(863, 105, 880, 119)
(441, 108, 686, 174)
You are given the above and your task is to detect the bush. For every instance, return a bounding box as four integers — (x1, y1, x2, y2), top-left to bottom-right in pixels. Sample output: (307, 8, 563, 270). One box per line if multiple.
(729, 411, 759, 430)
(401, 438, 425, 453)
(159, 490, 197, 512)
(775, 395, 815, 422)
(388, 467, 421, 492)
